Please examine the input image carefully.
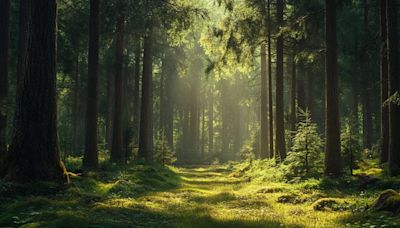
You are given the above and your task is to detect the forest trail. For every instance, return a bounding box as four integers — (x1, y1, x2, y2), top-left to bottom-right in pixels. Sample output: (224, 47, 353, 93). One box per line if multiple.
(133, 165, 343, 227)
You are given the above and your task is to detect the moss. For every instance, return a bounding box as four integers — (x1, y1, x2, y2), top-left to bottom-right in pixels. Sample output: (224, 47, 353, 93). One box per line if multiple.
(277, 193, 304, 204)
(312, 198, 342, 211)
(373, 189, 400, 215)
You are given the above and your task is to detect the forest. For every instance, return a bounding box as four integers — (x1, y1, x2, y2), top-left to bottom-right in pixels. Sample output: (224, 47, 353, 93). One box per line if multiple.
(1, 0, 400, 227)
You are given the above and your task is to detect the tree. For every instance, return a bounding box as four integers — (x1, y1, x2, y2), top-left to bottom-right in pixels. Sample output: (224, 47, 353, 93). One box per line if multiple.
(132, 41, 141, 146)
(260, 44, 269, 159)
(290, 50, 297, 132)
(208, 86, 214, 155)
(83, 0, 100, 169)
(267, 0, 274, 159)
(138, 21, 154, 162)
(110, 8, 126, 164)
(0, 0, 10, 161)
(1, 0, 68, 183)
(286, 110, 323, 176)
(324, 0, 342, 177)
(380, 0, 389, 164)
(275, 0, 286, 161)
(387, 0, 400, 173)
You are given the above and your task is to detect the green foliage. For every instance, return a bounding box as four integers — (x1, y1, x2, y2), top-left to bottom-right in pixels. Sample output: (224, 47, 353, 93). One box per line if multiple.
(154, 131, 177, 165)
(239, 129, 259, 161)
(341, 122, 362, 175)
(383, 91, 400, 106)
(285, 110, 323, 176)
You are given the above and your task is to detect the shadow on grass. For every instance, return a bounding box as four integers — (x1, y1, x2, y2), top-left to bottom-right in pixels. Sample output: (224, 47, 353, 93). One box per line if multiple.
(0, 162, 182, 227)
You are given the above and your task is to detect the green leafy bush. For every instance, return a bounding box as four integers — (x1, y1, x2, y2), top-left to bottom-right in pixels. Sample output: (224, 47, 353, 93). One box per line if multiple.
(239, 129, 259, 161)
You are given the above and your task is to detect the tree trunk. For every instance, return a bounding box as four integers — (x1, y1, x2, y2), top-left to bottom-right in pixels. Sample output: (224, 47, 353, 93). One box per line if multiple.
(0, 0, 10, 161)
(297, 63, 306, 113)
(208, 88, 214, 155)
(380, 0, 389, 164)
(387, 0, 400, 173)
(72, 54, 80, 155)
(110, 12, 125, 164)
(260, 44, 269, 159)
(0, 0, 68, 183)
(83, 0, 99, 169)
(306, 68, 314, 116)
(133, 41, 141, 146)
(164, 55, 175, 151)
(138, 22, 154, 162)
(106, 70, 114, 152)
(189, 75, 200, 162)
(324, 0, 342, 177)
(267, 0, 274, 159)
(362, 0, 372, 150)
(201, 105, 206, 160)
(291, 51, 297, 132)
(275, 0, 286, 161)
(160, 60, 166, 133)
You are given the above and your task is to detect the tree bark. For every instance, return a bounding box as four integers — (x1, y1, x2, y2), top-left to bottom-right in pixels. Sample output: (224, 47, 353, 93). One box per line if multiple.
(164, 53, 175, 150)
(0, 0, 10, 161)
(138, 21, 154, 162)
(110, 12, 125, 164)
(291, 51, 297, 132)
(1, 0, 68, 183)
(380, 0, 389, 164)
(72, 54, 80, 155)
(267, 0, 274, 159)
(306, 68, 314, 116)
(275, 0, 286, 161)
(106, 70, 114, 152)
(387, 0, 400, 173)
(83, 0, 100, 169)
(362, 0, 372, 150)
(260, 44, 269, 159)
(324, 0, 342, 177)
(208, 88, 214, 155)
(133, 41, 141, 146)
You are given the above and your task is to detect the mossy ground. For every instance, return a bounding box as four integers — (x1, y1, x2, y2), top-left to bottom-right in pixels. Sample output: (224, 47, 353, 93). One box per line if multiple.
(1, 158, 400, 227)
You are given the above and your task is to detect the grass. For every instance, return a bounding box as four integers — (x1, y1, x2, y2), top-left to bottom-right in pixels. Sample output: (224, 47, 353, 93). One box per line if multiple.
(1, 157, 400, 227)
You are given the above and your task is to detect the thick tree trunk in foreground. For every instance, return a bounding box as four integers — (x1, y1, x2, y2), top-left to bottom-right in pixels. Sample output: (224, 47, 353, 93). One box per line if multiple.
(83, 0, 100, 169)
(275, 0, 286, 161)
(0, 0, 10, 161)
(260, 44, 269, 159)
(110, 13, 125, 164)
(324, 0, 342, 177)
(380, 0, 389, 164)
(1, 0, 68, 183)
(138, 22, 154, 162)
(387, 0, 400, 173)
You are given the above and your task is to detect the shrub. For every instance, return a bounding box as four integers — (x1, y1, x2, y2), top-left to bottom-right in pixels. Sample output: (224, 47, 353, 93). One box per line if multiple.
(341, 122, 362, 175)
(154, 131, 176, 165)
(285, 110, 323, 176)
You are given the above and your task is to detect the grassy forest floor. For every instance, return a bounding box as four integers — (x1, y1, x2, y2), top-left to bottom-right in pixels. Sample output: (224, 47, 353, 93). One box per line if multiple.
(1, 158, 400, 227)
